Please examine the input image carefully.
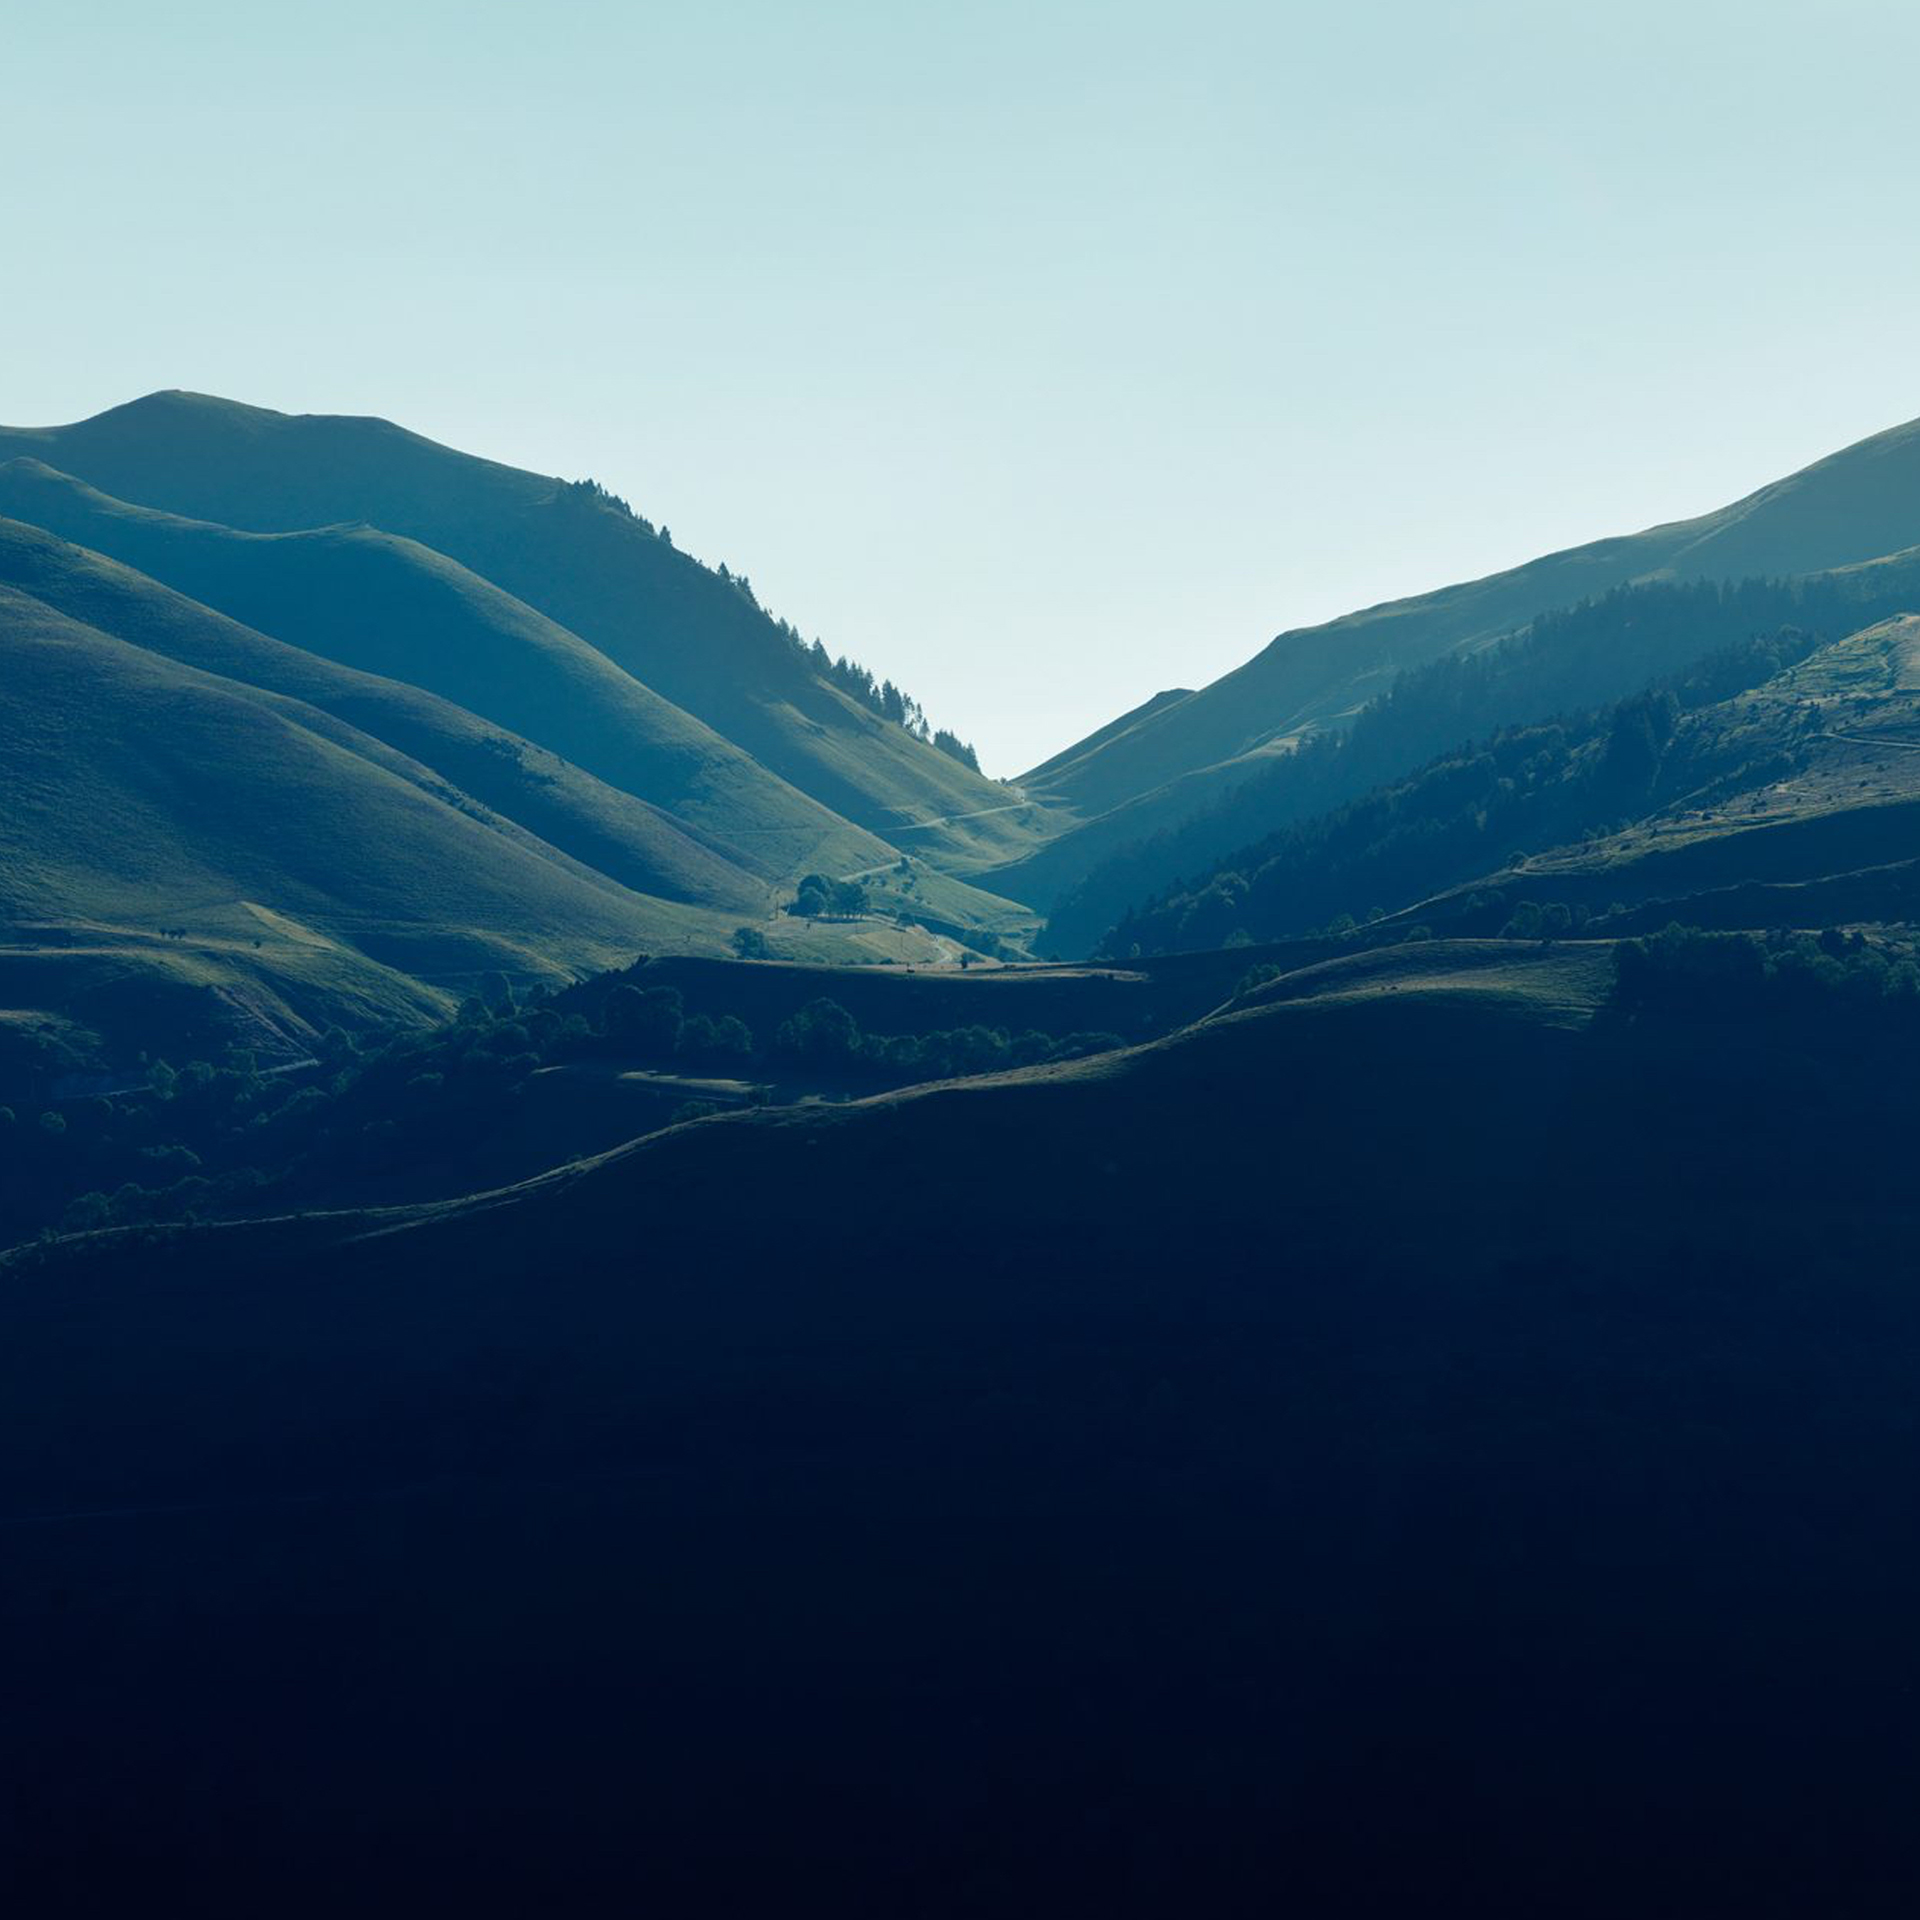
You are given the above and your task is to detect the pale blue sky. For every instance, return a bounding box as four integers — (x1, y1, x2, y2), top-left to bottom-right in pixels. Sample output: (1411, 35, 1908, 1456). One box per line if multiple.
(8, 1, 1920, 772)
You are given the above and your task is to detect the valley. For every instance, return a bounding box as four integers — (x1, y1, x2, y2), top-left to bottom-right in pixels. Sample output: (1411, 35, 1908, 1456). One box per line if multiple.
(11, 391, 1920, 1913)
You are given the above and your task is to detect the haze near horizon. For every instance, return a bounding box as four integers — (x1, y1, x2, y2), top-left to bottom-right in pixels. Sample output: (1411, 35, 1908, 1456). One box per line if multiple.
(10, 0, 1920, 772)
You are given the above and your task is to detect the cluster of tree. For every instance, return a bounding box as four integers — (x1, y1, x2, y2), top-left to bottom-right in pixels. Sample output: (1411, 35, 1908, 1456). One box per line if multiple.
(789, 636, 982, 769)
(556, 472, 982, 765)
(0, 1017, 95, 1109)
(1, 1061, 271, 1244)
(1610, 923, 1920, 1021)
(1099, 623, 1825, 957)
(947, 924, 1010, 962)
(0, 981, 764, 1250)
(1046, 573, 1902, 956)
(773, 997, 1123, 1084)
(788, 874, 870, 919)
(930, 727, 981, 770)
(2, 960, 1140, 1248)
(556, 476, 669, 542)
(1499, 900, 1595, 941)
(600, 984, 754, 1063)
(560, 474, 984, 771)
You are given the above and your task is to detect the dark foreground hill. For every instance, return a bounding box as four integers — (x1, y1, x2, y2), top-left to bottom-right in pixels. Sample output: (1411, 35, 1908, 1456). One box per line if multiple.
(10, 945, 1920, 1913)
(0, 941, 1281, 1245)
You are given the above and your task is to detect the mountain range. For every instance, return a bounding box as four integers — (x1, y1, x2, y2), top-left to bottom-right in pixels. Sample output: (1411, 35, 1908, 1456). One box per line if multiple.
(12, 391, 1920, 1910)
(996, 412, 1920, 943)
(0, 392, 1059, 1067)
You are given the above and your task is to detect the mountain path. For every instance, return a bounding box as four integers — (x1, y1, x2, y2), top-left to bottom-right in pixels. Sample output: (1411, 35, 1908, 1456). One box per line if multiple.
(1826, 729, 1920, 755)
(885, 795, 1038, 834)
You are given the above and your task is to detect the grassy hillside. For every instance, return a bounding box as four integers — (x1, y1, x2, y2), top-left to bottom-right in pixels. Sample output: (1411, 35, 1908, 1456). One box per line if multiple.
(1019, 684, 1194, 789)
(0, 460, 888, 885)
(0, 933, 453, 1078)
(0, 517, 1039, 1081)
(0, 516, 771, 913)
(0, 587, 747, 1040)
(0, 392, 1060, 871)
(1017, 411, 1920, 872)
(11, 948, 1920, 1908)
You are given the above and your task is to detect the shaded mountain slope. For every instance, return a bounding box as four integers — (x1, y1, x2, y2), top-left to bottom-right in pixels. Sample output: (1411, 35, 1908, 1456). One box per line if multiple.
(1005, 563, 1920, 934)
(1018, 684, 1194, 791)
(0, 516, 768, 913)
(1035, 563, 1920, 950)
(0, 934, 453, 1074)
(1020, 411, 1920, 859)
(0, 392, 1056, 869)
(0, 459, 883, 884)
(1116, 609, 1920, 956)
(11, 954, 1920, 1910)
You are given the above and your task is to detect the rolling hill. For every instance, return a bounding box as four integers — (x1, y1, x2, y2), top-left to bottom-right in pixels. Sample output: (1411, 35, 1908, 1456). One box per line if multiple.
(0, 584, 749, 1050)
(1024, 572, 1913, 949)
(0, 396, 1072, 1071)
(1002, 411, 1920, 920)
(0, 515, 769, 913)
(0, 391, 1060, 870)
(1107, 605, 1920, 957)
(0, 460, 885, 884)
(11, 942, 1920, 1911)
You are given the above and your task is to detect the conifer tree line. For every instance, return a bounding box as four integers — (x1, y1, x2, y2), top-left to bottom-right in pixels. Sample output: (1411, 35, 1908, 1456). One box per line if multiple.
(561, 475, 982, 771)
(797, 636, 981, 770)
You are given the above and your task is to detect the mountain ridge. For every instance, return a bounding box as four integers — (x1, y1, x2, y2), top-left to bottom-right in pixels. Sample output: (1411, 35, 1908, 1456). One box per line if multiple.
(0, 514, 770, 912)
(1010, 409, 1920, 910)
(0, 392, 1056, 870)
(0, 455, 891, 883)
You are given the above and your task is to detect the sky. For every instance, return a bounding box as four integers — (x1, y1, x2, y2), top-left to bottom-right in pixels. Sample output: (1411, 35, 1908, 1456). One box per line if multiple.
(7, 1, 1920, 775)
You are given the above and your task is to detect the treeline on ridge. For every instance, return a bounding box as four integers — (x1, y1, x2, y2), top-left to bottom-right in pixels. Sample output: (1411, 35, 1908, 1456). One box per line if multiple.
(558, 472, 980, 770)
(1609, 921, 1920, 1021)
